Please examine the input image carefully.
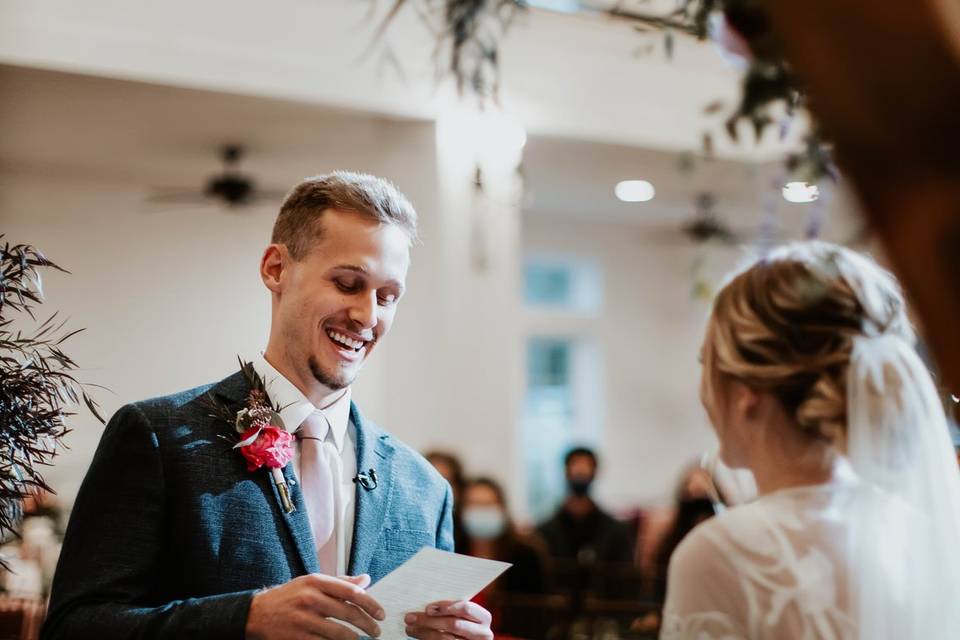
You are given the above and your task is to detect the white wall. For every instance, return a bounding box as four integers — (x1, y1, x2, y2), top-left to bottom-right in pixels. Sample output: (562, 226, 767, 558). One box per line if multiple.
(517, 157, 866, 514)
(0, 67, 867, 527)
(0, 177, 868, 520)
(522, 215, 748, 512)
(0, 0, 799, 159)
(0, 93, 535, 524)
(2, 171, 275, 504)
(0, 117, 445, 506)
(0, 131, 732, 521)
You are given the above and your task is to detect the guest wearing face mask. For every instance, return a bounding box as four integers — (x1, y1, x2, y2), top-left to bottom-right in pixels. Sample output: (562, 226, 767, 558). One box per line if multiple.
(462, 478, 547, 597)
(536, 447, 633, 564)
(632, 463, 719, 634)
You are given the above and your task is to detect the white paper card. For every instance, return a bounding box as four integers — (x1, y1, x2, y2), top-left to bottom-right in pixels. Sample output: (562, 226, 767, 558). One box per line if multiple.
(353, 547, 511, 640)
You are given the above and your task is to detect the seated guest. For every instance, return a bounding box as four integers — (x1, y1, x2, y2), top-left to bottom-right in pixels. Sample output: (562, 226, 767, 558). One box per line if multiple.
(652, 463, 718, 603)
(426, 450, 469, 553)
(462, 478, 554, 639)
(537, 447, 633, 564)
(633, 463, 718, 634)
(462, 477, 547, 596)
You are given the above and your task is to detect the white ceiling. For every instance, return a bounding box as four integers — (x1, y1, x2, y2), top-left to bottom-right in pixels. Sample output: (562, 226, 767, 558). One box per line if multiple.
(524, 135, 760, 218)
(0, 63, 861, 243)
(0, 65, 412, 189)
(0, 0, 802, 159)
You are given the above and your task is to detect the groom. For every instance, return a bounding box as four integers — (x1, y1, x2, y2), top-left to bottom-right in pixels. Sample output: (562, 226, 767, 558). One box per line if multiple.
(42, 172, 493, 640)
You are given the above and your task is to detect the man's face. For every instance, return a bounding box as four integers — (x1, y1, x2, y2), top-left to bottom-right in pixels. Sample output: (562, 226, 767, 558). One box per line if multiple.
(565, 455, 596, 485)
(269, 209, 410, 390)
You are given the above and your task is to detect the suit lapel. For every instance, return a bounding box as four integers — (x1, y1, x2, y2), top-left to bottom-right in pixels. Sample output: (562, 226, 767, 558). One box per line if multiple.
(348, 402, 395, 577)
(209, 370, 249, 407)
(209, 370, 320, 576)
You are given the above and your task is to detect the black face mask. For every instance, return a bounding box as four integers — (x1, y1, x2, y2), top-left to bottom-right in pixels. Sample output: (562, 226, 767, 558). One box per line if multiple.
(677, 497, 716, 525)
(569, 477, 593, 497)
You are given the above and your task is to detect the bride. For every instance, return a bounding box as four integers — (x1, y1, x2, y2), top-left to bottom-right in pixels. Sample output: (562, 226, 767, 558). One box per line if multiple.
(661, 241, 960, 639)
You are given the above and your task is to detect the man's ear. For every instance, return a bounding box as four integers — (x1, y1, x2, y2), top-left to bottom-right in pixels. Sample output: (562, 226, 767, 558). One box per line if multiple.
(260, 244, 287, 294)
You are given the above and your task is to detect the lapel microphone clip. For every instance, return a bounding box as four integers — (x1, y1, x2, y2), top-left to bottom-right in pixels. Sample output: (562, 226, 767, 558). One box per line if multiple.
(353, 468, 378, 491)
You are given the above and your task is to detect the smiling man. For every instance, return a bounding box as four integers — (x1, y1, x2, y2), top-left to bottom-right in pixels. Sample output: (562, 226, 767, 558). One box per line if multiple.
(43, 172, 493, 640)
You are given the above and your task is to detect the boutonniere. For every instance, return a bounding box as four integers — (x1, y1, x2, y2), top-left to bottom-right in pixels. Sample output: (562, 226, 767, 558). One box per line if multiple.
(204, 358, 296, 513)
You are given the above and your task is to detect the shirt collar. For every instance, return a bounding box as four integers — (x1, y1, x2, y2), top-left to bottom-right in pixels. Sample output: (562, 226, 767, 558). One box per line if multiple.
(250, 353, 352, 452)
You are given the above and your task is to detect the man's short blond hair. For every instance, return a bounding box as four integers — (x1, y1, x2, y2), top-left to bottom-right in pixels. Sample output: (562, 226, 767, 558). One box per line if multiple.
(272, 171, 418, 260)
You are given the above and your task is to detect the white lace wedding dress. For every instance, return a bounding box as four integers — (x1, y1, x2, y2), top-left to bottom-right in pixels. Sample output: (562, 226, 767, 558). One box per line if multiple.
(660, 464, 911, 640)
(660, 303, 960, 639)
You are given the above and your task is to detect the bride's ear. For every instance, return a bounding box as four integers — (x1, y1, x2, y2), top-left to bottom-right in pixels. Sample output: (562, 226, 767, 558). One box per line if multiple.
(730, 382, 762, 424)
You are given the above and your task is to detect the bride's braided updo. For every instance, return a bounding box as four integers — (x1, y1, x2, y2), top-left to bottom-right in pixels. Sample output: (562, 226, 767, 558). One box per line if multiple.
(707, 241, 913, 449)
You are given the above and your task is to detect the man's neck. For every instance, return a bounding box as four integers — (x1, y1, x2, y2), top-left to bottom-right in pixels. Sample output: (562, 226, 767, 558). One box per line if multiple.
(262, 348, 347, 409)
(564, 496, 596, 520)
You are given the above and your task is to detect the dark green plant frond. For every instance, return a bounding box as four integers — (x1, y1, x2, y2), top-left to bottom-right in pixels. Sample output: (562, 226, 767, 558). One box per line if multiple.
(0, 235, 103, 557)
(382, 0, 527, 102)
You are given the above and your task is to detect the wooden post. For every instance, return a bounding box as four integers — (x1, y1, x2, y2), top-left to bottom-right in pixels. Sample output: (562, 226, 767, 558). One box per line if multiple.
(759, 0, 960, 390)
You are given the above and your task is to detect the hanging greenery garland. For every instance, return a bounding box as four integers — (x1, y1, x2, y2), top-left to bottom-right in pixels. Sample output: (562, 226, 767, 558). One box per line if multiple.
(382, 0, 833, 181)
(381, 0, 527, 100)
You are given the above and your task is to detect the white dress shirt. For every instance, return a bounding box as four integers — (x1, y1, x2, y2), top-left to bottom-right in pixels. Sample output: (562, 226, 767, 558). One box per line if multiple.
(251, 354, 356, 576)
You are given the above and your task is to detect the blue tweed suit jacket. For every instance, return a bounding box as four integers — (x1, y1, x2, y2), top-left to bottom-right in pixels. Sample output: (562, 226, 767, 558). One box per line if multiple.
(41, 371, 454, 639)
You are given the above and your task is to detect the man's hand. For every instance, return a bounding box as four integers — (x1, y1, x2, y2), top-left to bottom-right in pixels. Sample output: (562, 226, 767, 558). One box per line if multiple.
(403, 600, 493, 640)
(245, 573, 385, 640)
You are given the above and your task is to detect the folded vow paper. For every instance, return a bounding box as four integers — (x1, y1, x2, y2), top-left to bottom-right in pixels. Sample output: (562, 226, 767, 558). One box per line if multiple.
(349, 547, 511, 640)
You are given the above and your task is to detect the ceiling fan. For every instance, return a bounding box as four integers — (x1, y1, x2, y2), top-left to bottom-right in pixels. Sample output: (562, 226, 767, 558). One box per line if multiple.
(631, 193, 753, 248)
(636, 191, 871, 249)
(146, 145, 288, 209)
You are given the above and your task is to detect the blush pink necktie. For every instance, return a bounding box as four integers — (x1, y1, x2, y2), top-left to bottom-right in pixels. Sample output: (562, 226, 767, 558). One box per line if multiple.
(297, 411, 338, 575)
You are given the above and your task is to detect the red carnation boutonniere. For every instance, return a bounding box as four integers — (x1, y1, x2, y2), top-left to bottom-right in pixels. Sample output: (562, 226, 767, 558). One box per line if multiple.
(236, 423, 293, 471)
(204, 359, 297, 513)
(233, 405, 294, 472)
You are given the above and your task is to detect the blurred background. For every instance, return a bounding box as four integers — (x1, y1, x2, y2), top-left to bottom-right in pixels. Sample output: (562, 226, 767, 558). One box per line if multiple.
(2, 1, 953, 638)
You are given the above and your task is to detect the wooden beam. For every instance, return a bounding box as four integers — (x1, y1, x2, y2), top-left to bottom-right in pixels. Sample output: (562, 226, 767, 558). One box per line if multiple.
(760, 0, 960, 390)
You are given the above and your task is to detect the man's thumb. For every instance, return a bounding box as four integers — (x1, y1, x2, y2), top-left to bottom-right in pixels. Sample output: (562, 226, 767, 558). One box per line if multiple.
(339, 573, 372, 589)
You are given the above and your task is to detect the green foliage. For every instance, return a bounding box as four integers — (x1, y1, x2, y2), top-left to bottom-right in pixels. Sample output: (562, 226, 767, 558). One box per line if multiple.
(383, 0, 527, 101)
(0, 237, 103, 547)
(382, 0, 833, 181)
(624, 0, 831, 181)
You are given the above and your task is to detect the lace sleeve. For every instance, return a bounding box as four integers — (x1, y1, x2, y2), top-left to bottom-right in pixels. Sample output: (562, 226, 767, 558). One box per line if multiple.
(659, 525, 748, 640)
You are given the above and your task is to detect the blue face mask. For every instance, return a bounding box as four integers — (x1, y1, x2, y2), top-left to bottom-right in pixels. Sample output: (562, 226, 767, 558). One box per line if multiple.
(462, 506, 507, 541)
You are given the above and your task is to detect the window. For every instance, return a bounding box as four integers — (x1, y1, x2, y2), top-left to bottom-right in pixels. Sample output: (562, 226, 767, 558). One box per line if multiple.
(523, 255, 602, 314)
(524, 263, 573, 307)
(528, 338, 573, 390)
(522, 337, 603, 522)
(522, 254, 604, 521)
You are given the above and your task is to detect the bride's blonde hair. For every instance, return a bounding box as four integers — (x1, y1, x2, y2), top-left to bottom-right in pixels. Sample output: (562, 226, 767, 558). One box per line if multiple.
(706, 241, 913, 449)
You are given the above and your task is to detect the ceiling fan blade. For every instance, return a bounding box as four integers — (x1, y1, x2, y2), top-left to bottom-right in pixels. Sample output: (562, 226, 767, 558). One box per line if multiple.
(634, 226, 700, 247)
(144, 191, 211, 205)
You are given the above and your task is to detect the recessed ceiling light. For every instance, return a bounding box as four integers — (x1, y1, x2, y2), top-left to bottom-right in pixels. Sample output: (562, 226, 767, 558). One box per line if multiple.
(615, 180, 655, 203)
(782, 182, 820, 203)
